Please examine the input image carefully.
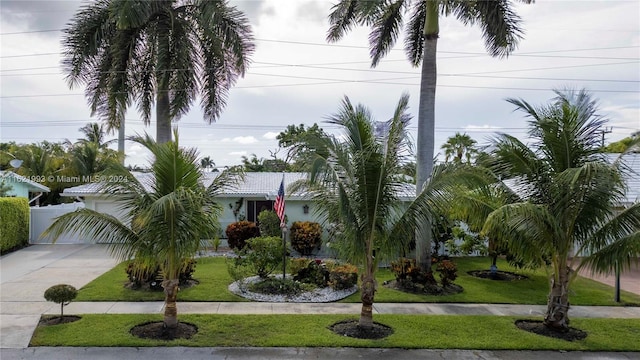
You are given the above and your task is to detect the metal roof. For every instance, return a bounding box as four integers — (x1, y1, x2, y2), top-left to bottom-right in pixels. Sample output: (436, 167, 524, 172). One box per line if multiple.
(0, 171, 50, 192)
(606, 153, 640, 205)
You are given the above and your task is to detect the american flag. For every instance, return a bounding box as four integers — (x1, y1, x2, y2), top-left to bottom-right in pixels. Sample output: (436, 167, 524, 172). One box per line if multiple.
(274, 176, 286, 227)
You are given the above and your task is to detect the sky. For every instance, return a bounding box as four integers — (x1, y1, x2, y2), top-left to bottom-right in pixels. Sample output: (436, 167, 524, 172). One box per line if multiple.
(1, 0, 639, 169)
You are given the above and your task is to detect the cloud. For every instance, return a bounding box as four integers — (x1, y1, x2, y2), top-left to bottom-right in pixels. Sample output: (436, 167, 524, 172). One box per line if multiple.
(229, 151, 248, 156)
(221, 136, 258, 144)
(263, 132, 279, 140)
(464, 125, 503, 131)
(0, 1, 80, 39)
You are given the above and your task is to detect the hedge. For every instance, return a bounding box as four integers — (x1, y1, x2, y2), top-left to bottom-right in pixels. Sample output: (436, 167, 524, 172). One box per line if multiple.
(0, 197, 30, 254)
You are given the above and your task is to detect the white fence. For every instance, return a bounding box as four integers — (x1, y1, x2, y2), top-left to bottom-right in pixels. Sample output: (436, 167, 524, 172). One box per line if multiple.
(30, 203, 85, 244)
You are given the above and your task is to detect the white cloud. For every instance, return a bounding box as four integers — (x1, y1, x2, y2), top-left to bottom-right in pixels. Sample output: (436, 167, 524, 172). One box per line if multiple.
(221, 136, 258, 144)
(229, 151, 248, 156)
(263, 131, 279, 140)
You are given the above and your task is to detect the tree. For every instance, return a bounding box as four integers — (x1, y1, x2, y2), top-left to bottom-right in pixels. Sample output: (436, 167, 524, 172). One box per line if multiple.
(200, 156, 216, 172)
(241, 153, 286, 172)
(43, 131, 237, 332)
(482, 89, 640, 331)
(602, 134, 640, 153)
(277, 123, 328, 171)
(297, 94, 463, 329)
(62, 0, 255, 149)
(327, 0, 530, 272)
(77, 122, 116, 149)
(441, 132, 478, 164)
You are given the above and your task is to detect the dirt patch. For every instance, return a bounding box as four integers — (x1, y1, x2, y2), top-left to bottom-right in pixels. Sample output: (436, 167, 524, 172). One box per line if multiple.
(468, 270, 528, 281)
(329, 319, 394, 339)
(130, 321, 198, 341)
(383, 279, 463, 296)
(515, 319, 587, 341)
(38, 315, 81, 326)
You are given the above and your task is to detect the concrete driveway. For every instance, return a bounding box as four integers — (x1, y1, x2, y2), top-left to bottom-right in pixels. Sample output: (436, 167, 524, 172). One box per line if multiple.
(0, 244, 117, 348)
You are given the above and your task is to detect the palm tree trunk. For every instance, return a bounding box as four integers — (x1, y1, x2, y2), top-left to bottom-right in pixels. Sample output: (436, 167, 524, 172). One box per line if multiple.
(156, 90, 171, 144)
(162, 278, 180, 329)
(359, 270, 376, 329)
(544, 265, 571, 331)
(415, 35, 438, 273)
(118, 120, 125, 164)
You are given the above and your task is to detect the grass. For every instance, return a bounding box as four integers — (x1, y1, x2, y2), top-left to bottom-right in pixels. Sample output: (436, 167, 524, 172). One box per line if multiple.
(30, 314, 640, 351)
(76, 256, 640, 305)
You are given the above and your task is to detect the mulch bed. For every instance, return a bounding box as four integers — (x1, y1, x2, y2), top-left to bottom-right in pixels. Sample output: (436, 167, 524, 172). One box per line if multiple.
(515, 320, 587, 341)
(38, 315, 81, 326)
(383, 279, 464, 296)
(468, 270, 528, 281)
(130, 321, 198, 340)
(329, 319, 394, 339)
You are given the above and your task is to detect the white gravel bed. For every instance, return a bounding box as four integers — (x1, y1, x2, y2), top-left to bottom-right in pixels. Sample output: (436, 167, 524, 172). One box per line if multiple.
(229, 275, 358, 303)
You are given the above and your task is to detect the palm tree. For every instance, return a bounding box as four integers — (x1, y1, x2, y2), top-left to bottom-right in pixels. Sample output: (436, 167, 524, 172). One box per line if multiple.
(441, 132, 478, 164)
(327, 0, 531, 271)
(482, 89, 640, 331)
(62, 0, 255, 149)
(298, 94, 466, 329)
(43, 131, 236, 332)
(77, 122, 115, 149)
(199, 156, 215, 172)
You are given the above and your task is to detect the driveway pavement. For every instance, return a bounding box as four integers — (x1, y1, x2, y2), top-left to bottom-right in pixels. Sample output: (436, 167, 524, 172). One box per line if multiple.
(1, 244, 639, 359)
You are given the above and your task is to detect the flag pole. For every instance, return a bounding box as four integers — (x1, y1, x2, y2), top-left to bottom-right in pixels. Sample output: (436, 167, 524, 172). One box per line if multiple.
(275, 172, 287, 280)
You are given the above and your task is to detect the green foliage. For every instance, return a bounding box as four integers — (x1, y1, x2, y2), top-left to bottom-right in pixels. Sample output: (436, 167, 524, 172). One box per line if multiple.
(0, 178, 13, 196)
(212, 236, 221, 252)
(0, 197, 29, 254)
(328, 264, 358, 290)
(390, 257, 437, 286)
(445, 226, 488, 256)
(290, 221, 322, 255)
(225, 221, 260, 250)
(257, 210, 281, 237)
(245, 236, 285, 278)
(248, 277, 310, 295)
(125, 258, 196, 290)
(293, 259, 329, 287)
(289, 258, 311, 275)
(44, 284, 77, 318)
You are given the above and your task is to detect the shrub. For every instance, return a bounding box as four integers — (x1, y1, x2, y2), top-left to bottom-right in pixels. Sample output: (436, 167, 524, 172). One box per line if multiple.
(290, 221, 322, 255)
(289, 257, 311, 276)
(436, 259, 458, 287)
(248, 277, 309, 296)
(0, 197, 29, 254)
(245, 236, 284, 278)
(44, 284, 77, 319)
(390, 257, 437, 286)
(293, 259, 329, 287)
(257, 210, 282, 237)
(225, 221, 259, 250)
(328, 264, 358, 290)
(125, 258, 197, 290)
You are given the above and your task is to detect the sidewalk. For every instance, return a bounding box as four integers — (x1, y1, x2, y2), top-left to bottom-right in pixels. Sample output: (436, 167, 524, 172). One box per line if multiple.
(1, 244, 639, 358)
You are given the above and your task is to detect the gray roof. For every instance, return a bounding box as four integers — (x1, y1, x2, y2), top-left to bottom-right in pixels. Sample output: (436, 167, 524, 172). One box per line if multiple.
(0, 171, 50, 192)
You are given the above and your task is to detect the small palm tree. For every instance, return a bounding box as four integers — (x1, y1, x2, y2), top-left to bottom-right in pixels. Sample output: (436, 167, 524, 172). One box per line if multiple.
(327, 0, 531, 271)
(298, 94, 467, 329)
(200, 156, 215, 172)
(483, 89, 640, 331)
(43, 131, 236, 331)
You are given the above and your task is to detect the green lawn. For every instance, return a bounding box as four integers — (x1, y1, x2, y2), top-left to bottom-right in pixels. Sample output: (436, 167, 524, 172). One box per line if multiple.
(30, 314, 640, 351)
(76, 256, 640, 305)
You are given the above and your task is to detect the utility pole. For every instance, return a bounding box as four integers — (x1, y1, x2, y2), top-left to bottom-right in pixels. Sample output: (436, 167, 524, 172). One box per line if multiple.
(599, 127, 613, 147)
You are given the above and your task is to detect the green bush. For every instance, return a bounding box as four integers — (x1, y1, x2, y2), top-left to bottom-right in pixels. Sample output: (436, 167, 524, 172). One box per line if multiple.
(225, 221, 259, 250)
(328, 264, 358, 290)
(125, 258, 197, 290)
(290, 221, 322, 255)
(245, 236, 285, 278)
(293, 259, 329, 287)
(257, 210, 282, 237)
(44, 284, 77, 319)
(436, 259, 458, 287)
(0, 197, 29, 254)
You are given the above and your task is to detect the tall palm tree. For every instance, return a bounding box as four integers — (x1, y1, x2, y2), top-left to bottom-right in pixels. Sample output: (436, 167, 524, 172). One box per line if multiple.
(43, 131, 236, 331)
(77, 122, 115, 149)
(62, 0, 255, 149)
(298, 94, 468, 329)
(327, 0, 531, 271)
(441, 132, 478, 164)
(483, 89, 640, 331)
(200, 156, 215, 172)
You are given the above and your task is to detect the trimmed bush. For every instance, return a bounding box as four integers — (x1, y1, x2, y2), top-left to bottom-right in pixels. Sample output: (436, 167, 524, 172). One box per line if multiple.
(436, 259, 458, 287)
(245, 236, 284, 278)
(0, 197, 29, 254)
(257, 210, 281, 237)
(225, 221, 259, 250)
(44, 284, 77, 319)
(290, 221, 322, 255)
(293, 259, 329, 287)
(328, 264, 358, 290)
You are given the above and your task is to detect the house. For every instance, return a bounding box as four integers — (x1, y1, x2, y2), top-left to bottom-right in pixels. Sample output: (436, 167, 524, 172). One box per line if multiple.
(59, 172, 318, 238)
(0, 171, 50, 205)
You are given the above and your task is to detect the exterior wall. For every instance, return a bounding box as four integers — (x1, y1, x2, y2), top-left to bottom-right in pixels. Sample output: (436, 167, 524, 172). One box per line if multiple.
(4, 181, 30, 198)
